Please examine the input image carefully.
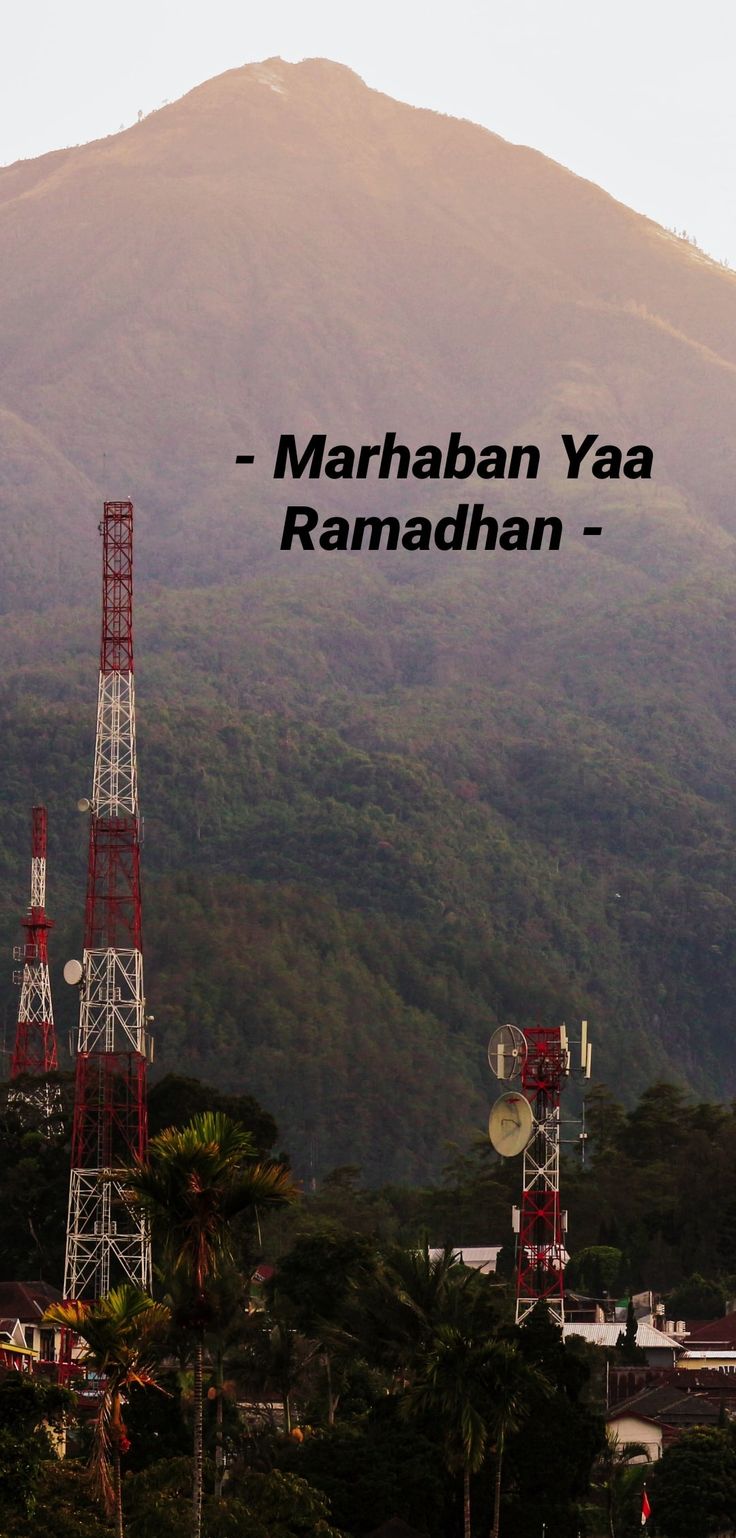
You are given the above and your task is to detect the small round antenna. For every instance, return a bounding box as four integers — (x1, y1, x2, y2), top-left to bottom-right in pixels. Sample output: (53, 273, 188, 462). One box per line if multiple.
(63, 959, 84, 986)
(77, 798, 91, 814)
(488, 1024, 527, 1080)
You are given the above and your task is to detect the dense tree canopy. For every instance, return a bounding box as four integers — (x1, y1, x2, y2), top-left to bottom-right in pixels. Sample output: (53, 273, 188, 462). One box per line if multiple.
(651, 1428, 736, 1538)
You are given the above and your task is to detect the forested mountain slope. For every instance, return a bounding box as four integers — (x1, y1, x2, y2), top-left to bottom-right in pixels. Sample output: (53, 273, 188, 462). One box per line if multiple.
(1, 59, 735, 1178)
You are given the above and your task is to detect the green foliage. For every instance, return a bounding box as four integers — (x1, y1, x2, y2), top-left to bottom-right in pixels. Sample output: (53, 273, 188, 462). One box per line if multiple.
(43, 1286, 171, 1519)
(0, 1372, 72, 1437)
(273, 1223, 378, 1336)
(124, 1111, 295, 1302)
(218, 1469, 343, 1538)
(4, 52, 736, 1194)
(651, 1427, 736, 1538)
(617, 1299, 648, 1366)
(345, 1239, 501, 1381)
(6, 614, 736, 1185)
(124, 1112, 295, 1538)
(0, 1375, 74, 1521)
(276, 1412, 447, 1537)
(566, 1246, 629, 1298)
(125, 1458, 344, 1538)
(0, 1074, 279, 1284)
(503, 1310, 606, 1538)
(402, 1325, 501, 1478)
(572, 1085, 736, 1290)
(667, 1273, 727, 1321)
(122, 1374, 191, 1471)
(124, 1457, 199, 1538)
(0, 1426, 46, 1519)
(432, 1083, 736, 1295)
(0, 1101, 73, 1280)
(0, 1460, 104, 1536)
(148, 1077, 278, 1157)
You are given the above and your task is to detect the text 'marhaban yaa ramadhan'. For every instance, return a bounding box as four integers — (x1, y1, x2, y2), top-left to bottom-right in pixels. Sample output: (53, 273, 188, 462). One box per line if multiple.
(269, 432, 653, 552)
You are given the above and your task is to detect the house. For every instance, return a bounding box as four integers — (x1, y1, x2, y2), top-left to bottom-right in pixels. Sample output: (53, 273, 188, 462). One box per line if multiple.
(611, 1364, 736, 1411)
(607, 1383, 722, 1459)
(562, 1321, 683, 1368)
(0, 1317, 35, 1374)
(676, 1313, 736, 1372)
(0, 1281, 64, 1370)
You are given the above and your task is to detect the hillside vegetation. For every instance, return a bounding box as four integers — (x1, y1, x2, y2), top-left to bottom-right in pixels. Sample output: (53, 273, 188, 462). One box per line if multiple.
(2, 60, 736, 1177)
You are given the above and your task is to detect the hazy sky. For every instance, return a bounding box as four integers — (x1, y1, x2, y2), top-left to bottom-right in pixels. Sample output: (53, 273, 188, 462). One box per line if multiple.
(4, 1, 736, 263)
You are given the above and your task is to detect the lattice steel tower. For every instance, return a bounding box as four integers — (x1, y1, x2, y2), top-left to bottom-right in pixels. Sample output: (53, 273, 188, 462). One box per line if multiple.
(514, 1026, 568, 1327)
(10, 806, 63, 1130)
(514, 1020, 591, 1327)
(64, 502, 152, 1300)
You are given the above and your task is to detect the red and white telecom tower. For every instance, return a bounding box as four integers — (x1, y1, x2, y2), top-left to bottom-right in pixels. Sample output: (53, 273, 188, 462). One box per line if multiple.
(64, 501, 152, 1300)
(488, 1019, 591, 1328)
(514, 1026, 569, 1327)
(10, 806, 62, 1129)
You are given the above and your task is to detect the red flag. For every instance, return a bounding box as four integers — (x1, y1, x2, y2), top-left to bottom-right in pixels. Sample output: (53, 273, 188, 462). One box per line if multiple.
(641, 1488, 651, 1525)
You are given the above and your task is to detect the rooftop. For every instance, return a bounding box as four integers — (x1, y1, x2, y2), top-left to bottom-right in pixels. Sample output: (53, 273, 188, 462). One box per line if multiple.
(680, 1313, 736, 1350)
(428, 1247, 501, 1274)
(609, 1384, 721, 1427)
(0, 1281, 62, 1321)
(563, 1322, 682, 1351)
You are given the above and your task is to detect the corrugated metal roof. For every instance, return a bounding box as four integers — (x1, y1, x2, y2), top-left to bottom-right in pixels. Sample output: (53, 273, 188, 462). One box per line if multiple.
(682, 1350, 736, 1360)
(429, 1247, 501, 1273)
(563, 1322, 682, 1350)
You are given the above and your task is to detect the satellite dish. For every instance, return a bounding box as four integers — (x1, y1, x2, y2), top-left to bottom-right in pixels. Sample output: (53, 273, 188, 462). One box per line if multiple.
(488, 1024, 527, 1081)
(489, 1092, 535, 1158)
(63, 959, 84, 986)
(77, 798, 91, 814)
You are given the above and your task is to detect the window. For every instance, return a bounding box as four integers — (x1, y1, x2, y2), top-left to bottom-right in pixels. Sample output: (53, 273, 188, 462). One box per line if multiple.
(39, 1328, 55, 1362)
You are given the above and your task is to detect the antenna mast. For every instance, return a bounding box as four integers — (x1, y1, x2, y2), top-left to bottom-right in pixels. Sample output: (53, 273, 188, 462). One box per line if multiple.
(64, 502, 152, 1300)
(10, 806, 62, 1130)
(488, 1019, 591, 1329)
(514, 1026, 568, 1327)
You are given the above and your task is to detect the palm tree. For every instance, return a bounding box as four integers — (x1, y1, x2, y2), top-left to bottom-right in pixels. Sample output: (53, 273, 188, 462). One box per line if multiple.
(355, 1240, 487, 1386)
(403, 1324, 497, 1538)
(403, 1324, 550, 1538)
(486, 1341, 551, 1538)
(594, 1427, 650, 1538)
(123, 1110, 295, 1538)
(44, 1284, 170, 1538)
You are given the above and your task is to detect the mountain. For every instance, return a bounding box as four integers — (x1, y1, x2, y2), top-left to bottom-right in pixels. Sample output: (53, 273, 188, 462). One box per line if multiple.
(2, 58, 736, 1180)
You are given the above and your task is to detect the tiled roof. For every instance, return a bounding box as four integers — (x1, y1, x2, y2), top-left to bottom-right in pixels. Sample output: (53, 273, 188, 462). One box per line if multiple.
(680, 1313, 736, 1349)
(0, 1281, 62, 1321)
(609, 1384, 721, 1426)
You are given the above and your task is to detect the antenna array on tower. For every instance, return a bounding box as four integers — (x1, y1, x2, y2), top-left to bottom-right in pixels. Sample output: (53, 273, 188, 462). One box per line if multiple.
(9, 806, 63, 1131)
(488, 1017, 592, 1328)
(64, 502, 152, 1301)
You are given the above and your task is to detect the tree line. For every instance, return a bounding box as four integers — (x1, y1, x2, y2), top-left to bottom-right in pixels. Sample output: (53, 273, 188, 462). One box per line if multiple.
(4, 1073, 736, 1534)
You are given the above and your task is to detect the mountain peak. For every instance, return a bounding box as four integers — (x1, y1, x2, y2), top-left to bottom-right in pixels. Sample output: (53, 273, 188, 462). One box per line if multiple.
(1, 51, 736, 620)
(2, 56, 736, 1162)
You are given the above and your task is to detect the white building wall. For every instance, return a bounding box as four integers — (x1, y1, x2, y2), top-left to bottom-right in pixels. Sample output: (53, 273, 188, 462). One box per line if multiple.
(608, 1414, 661, 1461)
